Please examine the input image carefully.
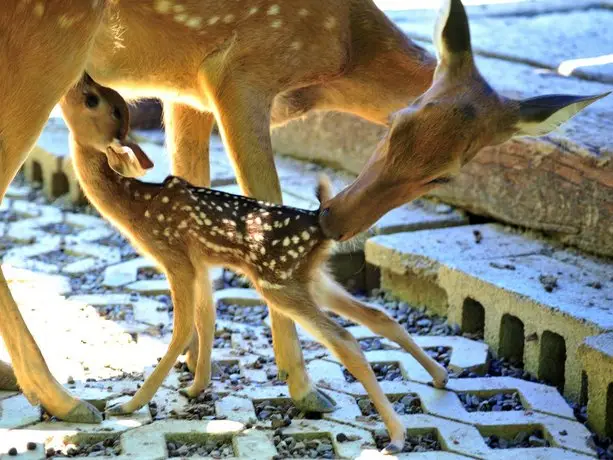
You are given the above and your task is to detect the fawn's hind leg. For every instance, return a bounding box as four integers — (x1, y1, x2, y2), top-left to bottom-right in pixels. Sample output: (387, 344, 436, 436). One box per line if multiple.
(315, 272, 448, 388)
(107, 266, 197, 414)
(261, 287, 405, 454)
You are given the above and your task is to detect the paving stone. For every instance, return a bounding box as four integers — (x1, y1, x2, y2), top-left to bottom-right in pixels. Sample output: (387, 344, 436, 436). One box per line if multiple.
(346, 325, 490, 375)
(69, 293, 170, 327)
(0, 392, 41, 429)
(366, 223, 613, 400)
(397, 9, 613, 83)
(120, 420, 247, 459)
(6, 201, 62, 242)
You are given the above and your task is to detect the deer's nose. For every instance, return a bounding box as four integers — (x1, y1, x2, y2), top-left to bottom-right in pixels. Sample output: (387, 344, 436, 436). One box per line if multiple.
(319, 207, 345, 241)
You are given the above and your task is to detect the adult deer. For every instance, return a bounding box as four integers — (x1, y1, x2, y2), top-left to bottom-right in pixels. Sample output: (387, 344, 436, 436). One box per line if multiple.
(0, 0, 605, 424)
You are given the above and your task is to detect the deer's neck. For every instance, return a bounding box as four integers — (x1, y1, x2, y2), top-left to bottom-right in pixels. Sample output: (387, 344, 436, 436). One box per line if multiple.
(70, 140, 159, 230)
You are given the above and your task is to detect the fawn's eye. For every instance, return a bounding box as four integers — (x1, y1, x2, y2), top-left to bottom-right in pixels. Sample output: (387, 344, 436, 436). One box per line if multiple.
(112, 107, 121, 120)
(85, 93, 99, 109)
(429, 176, 452, 185)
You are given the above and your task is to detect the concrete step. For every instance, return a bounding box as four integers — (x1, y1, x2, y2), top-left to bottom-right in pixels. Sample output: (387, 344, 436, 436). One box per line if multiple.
(365, 223, 613, 406)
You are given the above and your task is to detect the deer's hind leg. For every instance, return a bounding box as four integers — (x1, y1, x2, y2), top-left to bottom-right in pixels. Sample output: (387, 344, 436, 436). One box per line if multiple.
(197, 49, 335, 413)
(314, 273, 448, 388)
(260, 286, 405, 454)
(107, 263, 197, 415)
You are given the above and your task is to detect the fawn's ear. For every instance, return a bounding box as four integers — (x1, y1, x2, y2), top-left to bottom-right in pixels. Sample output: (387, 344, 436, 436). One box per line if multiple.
(515, 92, 610, 137)
(433, 0, 473, 66)
(106, 140, 154, 178)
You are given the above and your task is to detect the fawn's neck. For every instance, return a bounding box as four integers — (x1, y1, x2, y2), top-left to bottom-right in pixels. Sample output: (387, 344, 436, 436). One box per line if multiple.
(70, 140, 159, 229)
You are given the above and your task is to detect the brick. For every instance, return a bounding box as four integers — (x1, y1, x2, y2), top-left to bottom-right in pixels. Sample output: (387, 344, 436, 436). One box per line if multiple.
(366, 224, 612, 400)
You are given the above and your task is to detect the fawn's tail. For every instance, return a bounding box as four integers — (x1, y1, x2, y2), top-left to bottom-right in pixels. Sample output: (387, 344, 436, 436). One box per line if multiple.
(316, 174, 333, 205)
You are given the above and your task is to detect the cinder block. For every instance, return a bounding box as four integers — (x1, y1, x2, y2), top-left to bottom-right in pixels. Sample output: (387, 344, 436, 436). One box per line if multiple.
(578, 333, 613, 438)
(366, 224, 612, 402)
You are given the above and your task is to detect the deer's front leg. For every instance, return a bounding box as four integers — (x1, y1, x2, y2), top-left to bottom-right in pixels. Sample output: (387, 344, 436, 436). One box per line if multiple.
(163, 101, 215, 373)
(197, 59, 335, 413)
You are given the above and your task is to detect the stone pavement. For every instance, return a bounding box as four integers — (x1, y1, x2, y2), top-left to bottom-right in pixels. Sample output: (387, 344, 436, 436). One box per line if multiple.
(0, 169, 601, 458)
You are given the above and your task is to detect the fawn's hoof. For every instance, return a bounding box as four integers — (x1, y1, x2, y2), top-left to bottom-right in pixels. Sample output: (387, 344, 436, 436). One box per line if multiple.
(106, 402, 132, 416)
(179, 386, 203, 399)
(432, 364, 449, 389)
(295, 388, 337, 413)
(62, 400, 103, 424)
(381, 441, 404, 455)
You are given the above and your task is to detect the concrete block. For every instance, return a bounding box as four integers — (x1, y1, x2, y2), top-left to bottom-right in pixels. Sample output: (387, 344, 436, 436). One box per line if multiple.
(69, 293, 170, 327)
(0, 393, 40, 429)
(578, 333, 613, 437)
(366, 224, 613, 401)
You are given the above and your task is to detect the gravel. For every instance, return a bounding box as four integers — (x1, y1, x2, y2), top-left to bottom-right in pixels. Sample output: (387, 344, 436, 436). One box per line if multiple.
(356, 393, 423, 419)
(484, 430, 550, 449)
(167, 438, 233, 458)
(217, 302, 268, 326)
(358, 338, 395, 352)
(46, 437, 121, 457)
(214, 330, 232, 349)
(170, 391, 220, 420)
(425, 346, 451, 367)
(32, 248, 80, 266)
(458, 392, 524, 412)
(96, 234, 139, 260)
(272, 432, 337, 459)
(343, 362, 404, 383)
(374, 431, 441, 453)
(137, 267, 165, 281)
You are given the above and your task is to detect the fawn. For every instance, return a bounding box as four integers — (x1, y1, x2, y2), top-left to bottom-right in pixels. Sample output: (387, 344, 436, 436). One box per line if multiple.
(1, 0, 606, 424)
(59, 74, 449, 453)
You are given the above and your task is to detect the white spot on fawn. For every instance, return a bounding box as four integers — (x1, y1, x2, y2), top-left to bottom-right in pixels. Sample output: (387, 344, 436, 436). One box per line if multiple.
(283, 237, 290, 247)
(271, 19, 282, 28)
(290, 41, 303, 51)
(153, 0, 172, 13)
(267, 5, 280, 15)
(186, 16, 203, 28)
(208, 16, 219, 25)
(173, 4, 186, 13)
(162, 196, 169, 203)
(298, 8, 309, 16)
(324, 17, 337, 29)
(223, 14, 235, 23)
(33, 2, 44, 17)
(248, 7, 259, 15)
(301, 231, 310, 241)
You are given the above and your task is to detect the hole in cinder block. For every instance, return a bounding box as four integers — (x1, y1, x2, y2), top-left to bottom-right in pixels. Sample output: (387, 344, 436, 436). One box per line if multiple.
(462, 298, 485, 337)
(166, 434, 234, 458)
(480, 425, 550, 449)
(499, 314, 524, 366)
(45, 433, 121, 457)
(580, 371, 589, 407)
(606, 383, 613, 437)
(31, 161, 43, 184)
(51, 171, 69, 197)
(539, 331, 566, 392)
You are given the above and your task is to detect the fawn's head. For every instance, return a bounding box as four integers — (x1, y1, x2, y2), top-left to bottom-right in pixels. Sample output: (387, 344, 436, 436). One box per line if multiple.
(320, 0, 610, 241)
(60, 74, 154, 177)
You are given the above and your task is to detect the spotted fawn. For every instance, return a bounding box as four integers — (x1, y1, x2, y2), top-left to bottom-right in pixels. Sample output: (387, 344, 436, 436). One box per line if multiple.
(59, 74, 449, 453)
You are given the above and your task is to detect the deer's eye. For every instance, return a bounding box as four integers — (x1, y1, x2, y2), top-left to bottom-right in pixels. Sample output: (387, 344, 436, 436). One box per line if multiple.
(85, 93, 99, 109)
(112, 107, 121, 120)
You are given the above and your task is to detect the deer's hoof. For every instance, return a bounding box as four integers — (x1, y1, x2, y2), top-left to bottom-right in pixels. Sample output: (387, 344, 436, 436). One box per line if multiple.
(295, 388, 336, 413)
(62, 400, 103, 424)
(179, 386, 202, 399)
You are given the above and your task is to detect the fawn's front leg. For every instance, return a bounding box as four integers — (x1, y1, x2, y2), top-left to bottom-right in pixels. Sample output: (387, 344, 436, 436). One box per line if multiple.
(163, 101, 216, 373)
(197, 56, 335, 413)
(107, 265, 197, 415)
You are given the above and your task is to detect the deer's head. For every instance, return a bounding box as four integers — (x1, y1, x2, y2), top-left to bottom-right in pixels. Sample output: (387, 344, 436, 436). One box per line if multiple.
(60, 74, 154, 178)
(319, 0, 609, 241)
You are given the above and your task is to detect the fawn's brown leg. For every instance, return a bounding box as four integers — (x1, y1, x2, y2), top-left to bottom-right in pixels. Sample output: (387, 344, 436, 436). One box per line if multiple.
(261, 287, 405, 454)
(198, 55, 335, 413)
(107, 264, 197, 414)
(163, 101, 215, 373)
(0, 3, 105, 422)
(315, 272, 449, 388)
(180, 268, 216, 398)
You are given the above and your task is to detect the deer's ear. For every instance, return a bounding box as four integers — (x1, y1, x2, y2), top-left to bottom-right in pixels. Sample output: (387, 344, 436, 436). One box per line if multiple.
(515, 92, 610, 137)
(433, 0, 472, 65)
